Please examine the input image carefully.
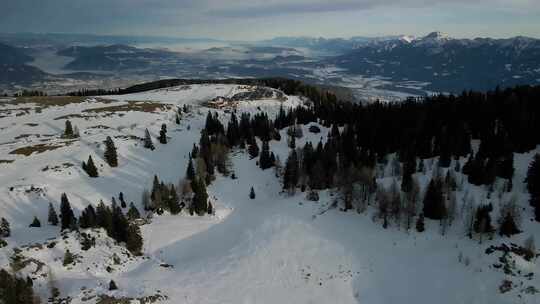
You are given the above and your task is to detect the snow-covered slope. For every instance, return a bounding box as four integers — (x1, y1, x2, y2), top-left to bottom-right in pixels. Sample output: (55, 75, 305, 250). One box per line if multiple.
(0, 84, 539, 303)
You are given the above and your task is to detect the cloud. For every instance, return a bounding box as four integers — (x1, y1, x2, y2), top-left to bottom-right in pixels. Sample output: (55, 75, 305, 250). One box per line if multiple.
(0, 0, 539, 38)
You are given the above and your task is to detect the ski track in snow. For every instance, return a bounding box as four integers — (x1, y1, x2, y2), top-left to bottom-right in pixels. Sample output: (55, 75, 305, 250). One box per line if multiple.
(0, 84, 539, 303)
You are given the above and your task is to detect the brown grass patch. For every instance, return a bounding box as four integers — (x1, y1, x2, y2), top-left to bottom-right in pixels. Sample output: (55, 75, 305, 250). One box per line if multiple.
(83, 101, 171, 114)
(9, 141, 75, 156)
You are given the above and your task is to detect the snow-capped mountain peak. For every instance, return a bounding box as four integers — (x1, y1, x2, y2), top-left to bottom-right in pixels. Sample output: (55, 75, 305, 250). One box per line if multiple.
(399, 35, 416, 43)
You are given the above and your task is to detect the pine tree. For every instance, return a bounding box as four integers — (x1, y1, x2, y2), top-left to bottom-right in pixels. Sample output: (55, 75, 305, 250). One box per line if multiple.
(0, 268, 37, 304)
(186, 156, 196, 181)
(104, 136, 118, 167)
(422, 177, 446, 220)
(168, 184, 181, 214)
(60, 193, 76, 231)
(191, 178, 208, 216)
(109, 280, 118, 290)
(191, 144, 199, 159)
(207, 201, 213, 215)
(283, 150, 299, 192)
(0, 270, 34, 302)
(401, 155, 416, 192)
(126, 224, 143, 256)
(29, 216, 41, 227)
(48, 203, 59, 226)
(63, 250, 74, 266)
(79, 205, 97, 229)
(175, 113, 181, 125)
(96, 200, 113, 234)
(127, 203, 141, 220)
(248, 139, 260, 159)
(119, 192, 126, 208)
(259, 141, 273, 170)
(111, 202, 128, 243)
(526, 154, 540, 221)
(0, 218, 10, 237)
(249, 187, 256, 199)
(159, 123, 168, 144)
(83, 155, 99, 177)
(64, 120, 74, 137)
(143, 128, 155, 150)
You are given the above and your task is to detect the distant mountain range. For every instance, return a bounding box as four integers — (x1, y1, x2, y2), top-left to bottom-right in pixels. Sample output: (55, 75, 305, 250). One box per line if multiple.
(57, 44, 177, 71)
(1, 32, 539, 94)
(0, 43, 47, 84)
(327, 32, 540, 92)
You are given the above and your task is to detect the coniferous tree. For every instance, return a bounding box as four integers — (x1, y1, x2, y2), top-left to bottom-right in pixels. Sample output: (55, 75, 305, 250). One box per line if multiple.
(191, 144, 199, 159)
(109, 280, 118, 290)
(259, 141, 273, 170)
(526, 154, 540, 221)
(83, 155, 99, 177)
(249, 187, 256, 199)
(248, 138, 259, 159)
(104, 136, 118, 167)
(401, 155, 416, 193)
(119, 192, 126, 208)
(175, 113, 181, 125)
(168, 184, 181, 214)
(226, 112, 240, 146)
(60, 193, 76, 231)
(422, 177, 446, 220)
(64, 120, 74, 137)
(283, 150, 299, 192)
(29, 216, 41, 228)
(0, 268, 37, 304)
(63, 250, 74, 266)
(126, 224, 143, 256)
(127, 203, 141, 220)
(0, 218, 10, 237)
(186, 156, 196, 181)
(207, 201, 213, 215)
(191, 178, 208, 216)
(79, 205, 97, 229)
(143, 128, 155, 150)
(159, 124, 168, 144)
(96, 200, 113, 234)
(48, 203, 59, 226)
(111, 202, 128, 243)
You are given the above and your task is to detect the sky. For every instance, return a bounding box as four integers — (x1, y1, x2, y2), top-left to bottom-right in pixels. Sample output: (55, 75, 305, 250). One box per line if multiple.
(1, 0, 540, 40)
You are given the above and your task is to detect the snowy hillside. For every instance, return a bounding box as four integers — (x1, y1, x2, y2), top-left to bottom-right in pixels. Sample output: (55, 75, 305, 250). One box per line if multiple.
(1, 84, 539, 303)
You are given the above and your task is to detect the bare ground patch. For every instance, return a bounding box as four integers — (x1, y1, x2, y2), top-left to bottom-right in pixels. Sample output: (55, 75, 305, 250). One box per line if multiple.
(9, 140, 76, 156)
(83, 101, 172, 114)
